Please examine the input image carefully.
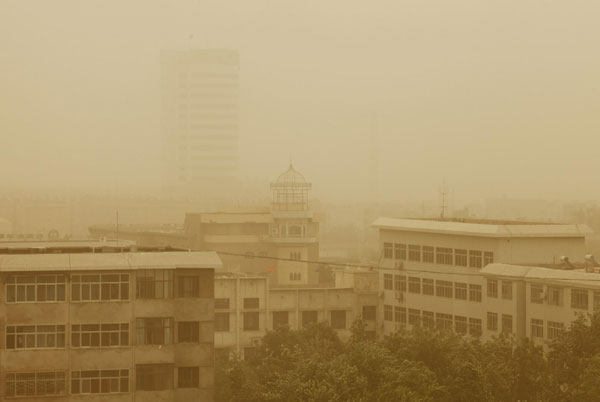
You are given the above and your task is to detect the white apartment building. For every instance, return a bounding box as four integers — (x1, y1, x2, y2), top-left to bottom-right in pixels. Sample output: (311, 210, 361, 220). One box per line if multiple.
(214, 269, 379, 359)
(161, 49, 240, 193)
(481, 262, 600, 343)
(373, 217, 591, 338)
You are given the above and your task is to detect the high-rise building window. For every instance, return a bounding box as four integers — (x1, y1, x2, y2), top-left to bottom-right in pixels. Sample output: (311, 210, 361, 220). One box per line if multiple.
(436, 313, 453, 330)
(531, 319, 544, 338)
(136, 364, 173, 391)
(436, 280, 453, 298)
(436, 248, 453, 265)
(71, 369, 129, 394)
(394, 243, 407, 260)
(302, 311, 318, 328)
(215, 298, 230, 309)
(502, 314, 513, 333)
(384, 305, 393, 321)
(136, 318, 173, 345)
(530, 284, 544, 304)
(6, 275, 66, 303)
(72, 274, 129, 302)
(136, 270, 173, 299)
(362, 306, 377, 321)
(243, 297, 259, 309)
(422, 311, 435, 328)
(422, 246, 434, 263)
(408, 245, 421, 261)
(469, 318, 482, 337)
(487, 312, 498, 331)
(469, 250, 482, 268)
(383, 274, 393, 290)
(501, 281, 513, 300)
(483, 251, 494, 266)
(454, 283, 467, 300)
(548, 287, 563, 306)
(547, 321, 565, 340)
(215, 313, 230, 332)
(454, 316, 467, 334)
(408, 309, 421, 326)
(454, 249, 467, 266)
(177, 276, 199, 297)
(5, 371, 66, 397)
(422, 279, 434, 295)
(243, 312, 259, 331)
(394, 275, 406, 292)
(177, 322, 199, 343)
(72, 323, 128, 348)
(469, 284, 482, 302)
(273, 311, 289, 328)
(395, 306, 406, 323)
(487, 279, 498, 298)
(6, 325, 65, 349)
(177, 367, 199, 388)
(408, 277, 421, 294)
(571, 289, 589, 310)
(383, 243, 393, 259)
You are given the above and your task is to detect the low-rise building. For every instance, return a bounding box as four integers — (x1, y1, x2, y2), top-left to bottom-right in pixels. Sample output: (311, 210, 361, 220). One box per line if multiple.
(214, 268, 379, 359)
(0, 248, 221, 402)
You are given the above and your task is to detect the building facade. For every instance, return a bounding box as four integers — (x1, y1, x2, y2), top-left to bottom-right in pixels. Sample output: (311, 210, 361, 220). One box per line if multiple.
(214, 268, 379, 358)
(0, 250, 221, 402)
(373, 217, 591, 339)
(161, 49, 240, 194)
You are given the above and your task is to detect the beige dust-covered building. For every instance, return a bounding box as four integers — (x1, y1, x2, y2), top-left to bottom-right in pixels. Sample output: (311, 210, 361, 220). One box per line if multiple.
(0, 250, 221, 402)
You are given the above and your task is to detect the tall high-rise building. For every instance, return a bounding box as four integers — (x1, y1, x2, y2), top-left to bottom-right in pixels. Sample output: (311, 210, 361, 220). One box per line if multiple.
(161, 49, 240, 195)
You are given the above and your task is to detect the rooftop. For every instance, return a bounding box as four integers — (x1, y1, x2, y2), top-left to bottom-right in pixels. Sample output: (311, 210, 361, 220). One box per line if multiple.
(372, 217, 592, 238)
(481, 263, 600, 287)
(0, 239, 137, 254)
(0, 251, 222, 272)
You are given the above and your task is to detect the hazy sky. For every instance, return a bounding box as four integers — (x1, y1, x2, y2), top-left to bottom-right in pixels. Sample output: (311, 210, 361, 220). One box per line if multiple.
(1, 0, 599, 203)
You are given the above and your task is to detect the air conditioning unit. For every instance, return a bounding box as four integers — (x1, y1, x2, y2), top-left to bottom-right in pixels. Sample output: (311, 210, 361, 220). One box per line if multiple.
(395, 291, 404, 302)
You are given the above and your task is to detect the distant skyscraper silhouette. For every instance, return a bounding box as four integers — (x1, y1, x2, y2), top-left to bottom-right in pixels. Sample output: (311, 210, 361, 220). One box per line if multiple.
(161, 49, 240, 195)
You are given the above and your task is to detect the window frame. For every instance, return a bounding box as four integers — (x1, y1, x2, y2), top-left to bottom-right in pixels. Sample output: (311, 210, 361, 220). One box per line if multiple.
(6, 325, 66, 350)
(6, 275, 66, 304)
(71, 369, 129, 395)
(71, 323, 129, 348)
(71, 273, 129, 302)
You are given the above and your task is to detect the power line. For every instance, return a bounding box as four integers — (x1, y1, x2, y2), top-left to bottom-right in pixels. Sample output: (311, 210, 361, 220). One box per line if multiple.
(214, 251, 600, 282)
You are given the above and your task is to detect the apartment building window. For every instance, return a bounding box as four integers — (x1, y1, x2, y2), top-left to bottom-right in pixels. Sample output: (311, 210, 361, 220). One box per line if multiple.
(244, 312, 259, 331)
(469, 284, 482, 302)
(483, 251, 494, 266)
(384, 305, 393, 321)
(136, 318, 173, 345)
(454, 249, 467, 266)
(244, 297, 259, 309)
(548, 287, 563, 306)
(178, 322, 199, 343)
(177, 367, 199, 388)
(594, 291, 600, 310)
(454, 283, 467, 300)
(422, 246, 434, 263)
(487, 279, 498, 298)
(302, 311, 318, 328)
(290, 251, 302, 260)
(547, 321, 565, 340)
(362, 306, 376, 321)
(436, 313, 453, 330)
(72, 323, 128, 348)
(408, 277, 421, 293)
(6, 275, 66, 303)
(469, 250, 482, 268)
(501, 281, 513, 300)
(454, 316, 467, 334)
(501, 314, 513, 333)
(215, 298, 230, 309)
(5, 371, 66, 397)
(436, 280, 453, 298)
(422, 279, 434, 295)
(331, 310, 347, 329)
(289, 272, 302, 281)
(571, 289, 589, 309)
(469, 318, 482, 337)
(408, 309, 421, 326)
(530, 284, 544, 304)
(136, 364, 173, 391)
(215, 313, 230, 332)
(71, 274, 129, 302)
(487, 312, 498, 331)
(436, 247, 453, 265)
(408, 245, 421, 261)
(383, 243, 393, 259)
(531, 319, 544, 338)
(6, 325, 65, 349)
(383, 274, 393, 290)
(273, 311, 289, 328)
(71, 369, 129, 394)
(177, 276, 199, 297)
(395, 306, 407, 323)
(394, 243, 407, 260)
(394, 275, 407, 292)
(136, 270, 173, 299)
(422, 311, 435, 328)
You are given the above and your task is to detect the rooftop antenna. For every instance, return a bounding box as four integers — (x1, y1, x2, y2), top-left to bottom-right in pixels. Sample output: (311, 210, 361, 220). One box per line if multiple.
(440, 182, 448, 219)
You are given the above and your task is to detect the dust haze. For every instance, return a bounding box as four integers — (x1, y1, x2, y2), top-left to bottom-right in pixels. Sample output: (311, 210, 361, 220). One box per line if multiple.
(2, 0, 599, 204)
